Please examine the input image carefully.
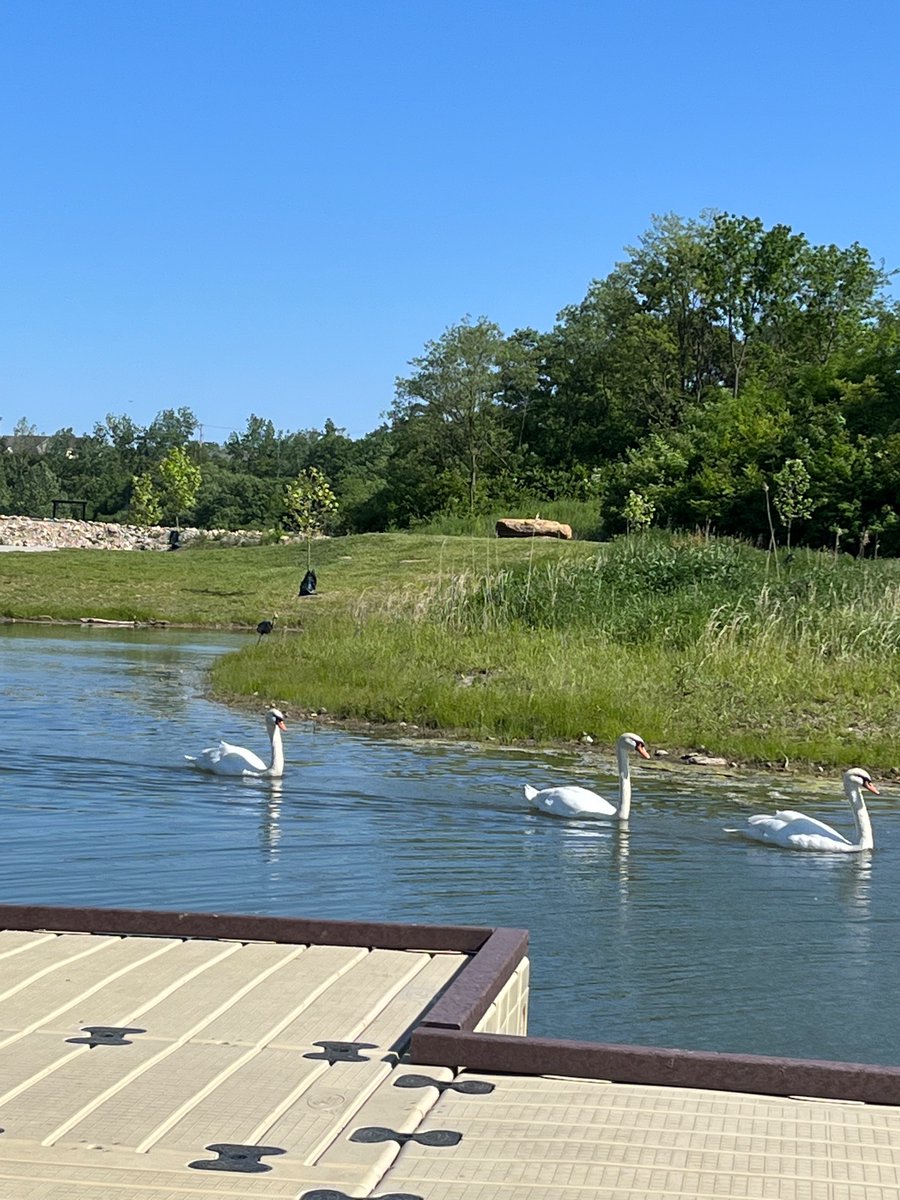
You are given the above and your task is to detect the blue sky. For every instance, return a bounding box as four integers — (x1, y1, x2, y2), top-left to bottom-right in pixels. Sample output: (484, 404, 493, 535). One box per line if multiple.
(2, 0, 898, 444)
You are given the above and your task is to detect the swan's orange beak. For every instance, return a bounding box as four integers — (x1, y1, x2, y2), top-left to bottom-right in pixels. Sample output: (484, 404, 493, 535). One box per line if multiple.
(276, 718, 286, 731)
(637, 742, 650, 759)
(864, 780, 879, 794)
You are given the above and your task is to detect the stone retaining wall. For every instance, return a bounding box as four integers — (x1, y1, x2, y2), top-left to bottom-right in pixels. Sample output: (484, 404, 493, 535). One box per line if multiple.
(0, 515, 284, 552)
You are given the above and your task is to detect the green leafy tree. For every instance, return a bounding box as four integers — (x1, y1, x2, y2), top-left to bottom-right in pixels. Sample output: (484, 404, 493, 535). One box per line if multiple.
(157, 447, 202, 528)
(95, 413, 146, 475)
(514, 289, 652, 471)
(130, 471, 162, 526)
(283, 466, 340, 569)
(42, 427, 131, 520)
(330, 425, 393, 533)
(623, 490, 655, 534)
(599, 381, 790, 539)
(193, 464, 281, 530)
(226, 415, 283, 476)
(702, 213, 806, 396)
(144, 407, 198, 457)
(617, 212, 724, 403)
(6, 459, 58, 517)
(792, 242, 888, 365)
(392, 316, 514, 516)
(773, 458, 814, 550)
(0, 420, 59, 516)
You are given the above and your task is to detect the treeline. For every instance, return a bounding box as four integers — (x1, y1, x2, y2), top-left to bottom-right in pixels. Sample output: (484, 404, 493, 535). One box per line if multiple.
(3, 211, 899, 552)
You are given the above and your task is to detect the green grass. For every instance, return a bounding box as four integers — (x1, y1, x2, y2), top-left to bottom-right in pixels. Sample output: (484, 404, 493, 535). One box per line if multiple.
(4, 530, 900, 772)
(0, 533, 592, 626)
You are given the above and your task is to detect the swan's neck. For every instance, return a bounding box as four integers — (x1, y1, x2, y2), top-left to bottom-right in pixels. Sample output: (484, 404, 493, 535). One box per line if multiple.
(616, 738, 632, 821)
(265, 725, 284, 778)
(845, 778, 874, 851)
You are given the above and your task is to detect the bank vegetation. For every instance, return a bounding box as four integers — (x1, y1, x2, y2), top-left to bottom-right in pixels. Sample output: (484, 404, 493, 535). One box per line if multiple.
(4, 530, 898, 773)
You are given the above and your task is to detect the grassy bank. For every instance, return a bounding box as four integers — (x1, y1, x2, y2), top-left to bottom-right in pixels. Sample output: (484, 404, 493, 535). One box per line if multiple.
(3, 531, 899, 771)
(0, 533, 591, 625)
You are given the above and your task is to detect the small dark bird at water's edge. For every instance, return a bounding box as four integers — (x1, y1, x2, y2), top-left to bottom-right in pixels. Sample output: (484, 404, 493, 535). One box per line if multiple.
(256, 614, 277, 644)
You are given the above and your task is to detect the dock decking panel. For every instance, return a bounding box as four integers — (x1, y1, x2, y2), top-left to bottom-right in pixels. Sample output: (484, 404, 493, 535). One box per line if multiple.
(378, 1071, 900, 1200)
(4, 907, 900, 1199)
(0, 929, 471, 1198)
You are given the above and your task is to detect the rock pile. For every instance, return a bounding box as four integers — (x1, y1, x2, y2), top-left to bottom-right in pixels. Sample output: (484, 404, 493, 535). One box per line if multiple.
(0, 515, 283, 552)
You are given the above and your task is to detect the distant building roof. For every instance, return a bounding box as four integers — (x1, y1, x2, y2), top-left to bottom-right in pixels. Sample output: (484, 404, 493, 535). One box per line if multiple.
(1, 433, 81, 455)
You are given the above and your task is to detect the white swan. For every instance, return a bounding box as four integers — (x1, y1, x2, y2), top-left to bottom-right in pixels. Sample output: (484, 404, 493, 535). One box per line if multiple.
(185, 708, 287, 778)
(725, 767, 879, 852)
(524, 733, 650, 819)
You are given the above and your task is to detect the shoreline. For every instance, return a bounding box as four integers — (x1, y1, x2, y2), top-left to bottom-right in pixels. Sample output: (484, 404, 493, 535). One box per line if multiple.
(2, 613, 891, 783)
(4, 533, 897, 782)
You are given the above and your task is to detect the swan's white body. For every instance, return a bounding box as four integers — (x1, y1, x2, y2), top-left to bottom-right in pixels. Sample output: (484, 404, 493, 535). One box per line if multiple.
(186, 708, 287, 778)
(727, 768, 878, 852)
(524, 733, 650, 819)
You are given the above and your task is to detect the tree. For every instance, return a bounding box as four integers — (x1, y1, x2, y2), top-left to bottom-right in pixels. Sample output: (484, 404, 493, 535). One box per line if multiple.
(157, 447, 202, 528)
(330, 425, 393, 533)
(41, 427, 130, 520)
(130, 471, 162, 526)
(283, 467, 339, 569)
(623, 490, 655, 534)
(193, 464, 281, 530)
(0, 420, 58, 516)
(617, 212, 724, 403)
(513, 290, 650, 470)
(95, 413, 145, 475)
(143, 407, 199, 457)
(702, 214, 806, 396)
(773, 458, 814, 550)
(2, 457, 58, 517)
(226, 415, 283, 476)
(392, 317, 514, 514)
(792, 241, 889, 365)
(9, 416, 40, 440)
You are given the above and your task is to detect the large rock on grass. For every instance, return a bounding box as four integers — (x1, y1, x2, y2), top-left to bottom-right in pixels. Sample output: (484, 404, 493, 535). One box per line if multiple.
(495, 517, 573, 540)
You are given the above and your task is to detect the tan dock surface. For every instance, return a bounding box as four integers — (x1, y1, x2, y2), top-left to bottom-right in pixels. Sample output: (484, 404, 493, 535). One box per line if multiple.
(2, 927, 900, 1199)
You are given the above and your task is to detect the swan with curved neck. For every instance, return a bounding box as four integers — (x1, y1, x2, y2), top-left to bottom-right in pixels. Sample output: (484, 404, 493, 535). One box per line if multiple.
(185, 708, 287, 778)
(524, 733, 650, 819)
(726, 767, 878, 852)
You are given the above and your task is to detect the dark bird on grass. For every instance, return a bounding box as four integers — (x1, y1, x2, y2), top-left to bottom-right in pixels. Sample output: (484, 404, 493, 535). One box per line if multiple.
(256, 613, 278, 644)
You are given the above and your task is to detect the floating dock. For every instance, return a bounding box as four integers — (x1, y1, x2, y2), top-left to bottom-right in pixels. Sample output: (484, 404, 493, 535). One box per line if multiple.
(1, 904, 899, 1199)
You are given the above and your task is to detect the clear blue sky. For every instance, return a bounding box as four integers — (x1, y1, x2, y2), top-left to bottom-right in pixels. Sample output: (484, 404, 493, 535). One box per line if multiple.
(2, 0, 898, 444)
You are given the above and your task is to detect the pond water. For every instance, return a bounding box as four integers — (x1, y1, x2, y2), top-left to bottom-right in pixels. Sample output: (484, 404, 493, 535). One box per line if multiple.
(1, 624, 898, 1065)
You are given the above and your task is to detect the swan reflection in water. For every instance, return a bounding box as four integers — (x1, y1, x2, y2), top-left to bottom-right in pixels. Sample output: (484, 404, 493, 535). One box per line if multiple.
(840, 854, 875, 963)
(529, 815, 634, 917)
(258, 778, 283, 857)
(758, 838, 874, 949)
(612, 824, 631, 909)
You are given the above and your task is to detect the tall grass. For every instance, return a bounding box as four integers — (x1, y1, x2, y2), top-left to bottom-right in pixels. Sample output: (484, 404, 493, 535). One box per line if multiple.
(213, 532, 900, 770)
(432, 532, 900, 656)
(432, 533, 758, 642)
(413, 499, 602, 541)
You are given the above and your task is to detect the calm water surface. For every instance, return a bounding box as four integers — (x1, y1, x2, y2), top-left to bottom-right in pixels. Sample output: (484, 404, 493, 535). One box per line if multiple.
(2, 624, 898, 1064)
